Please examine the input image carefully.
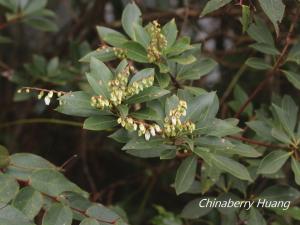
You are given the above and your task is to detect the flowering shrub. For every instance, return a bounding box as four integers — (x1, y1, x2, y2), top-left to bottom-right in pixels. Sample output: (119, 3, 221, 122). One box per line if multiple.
(2, 0, 300, 224)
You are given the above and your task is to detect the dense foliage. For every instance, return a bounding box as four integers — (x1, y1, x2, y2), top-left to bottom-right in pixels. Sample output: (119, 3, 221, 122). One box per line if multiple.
(1, 0, 300, 225)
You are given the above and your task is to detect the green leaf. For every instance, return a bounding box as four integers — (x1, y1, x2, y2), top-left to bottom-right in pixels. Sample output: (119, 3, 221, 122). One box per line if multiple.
(186, 92, 219, 123)
(272, 103, 295, 138)
(247, 18, 274, 45)
(86, 204, 119, 224)
(229, 143, 262, 158)
(291, 157, 300, 186)
(245, 57, 271, 70)
(96, 26, 128, 47)
(83, 116, 117, 131)
(127, 148, 170, 158)
(181, 198, 213, 219)
(165, 37, 193, 56)
(121, 2, 142, 40)
(122, 137, 172, 150)
(241, 5, 251, 33)
(122, 41, 148, 63)
(281, 95, 298, 133)
(175, 155, 197, 195)
(56, 91, 109, 117)
(257, 150, 291, 175)
(177, 58, 217, 80)
(258, 185, 300, 202)
(126, 86, 169, 104)
(6, 153, 56, 180)
(247, 208, 266, 225)
(131, 108, 160, 121)
(0, 205, 35, 225)
(89, 57, 113, 98)
(129, 68, 154, 85)
(0, 174, 19, 206)
(30, 168, 84, 197)
(211, 155, 252, 181)
(0, 145, 10, 168)
(201, 0, 232, 16)
(258, 0, 285, 35)
(42, 203, 73, 225)
(12, 187, 43, 220)
(282, 70, 300, 91)
(246, 121, 273, 140)
(203, 118, 242, 137)
(250, 43, 279, 55)
(0, 0, 18, 11)
(134, 24, 150, 48)
(24, 17, 58, 32)
(80, 218, 100, 225)
(170, 54, 196, 65)
(79, 48, 116, 63)
(24, 0, 47, 14)
(156, 72, 171, 88)
(47, 57, 59, 75)
(162, 19, 178, 48)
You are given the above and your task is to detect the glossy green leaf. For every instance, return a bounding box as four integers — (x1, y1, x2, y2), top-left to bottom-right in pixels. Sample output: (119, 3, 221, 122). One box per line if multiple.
(86, 204, 119, 224)
(121, 2, 142, 39)
(30, 168, 84, 197)
(247, 208, 266, 225)
(0, 174, 19, 206)
(134, 24, 150, 48)
(12, 187, 43, 220)
(250, 43, 279, 55)
(89, 57, 113, 98)
(258, 0, 285, 35)
(175, 155, 197, 195)
(245, 57, 271, 70)
(247, 18, 274, 45)
(96, 26, 128, 47)
(282, 70, 300, 91)
(24, 0, 47, 14)
(129, 68, 154, 85)
(79, 48, 116, 63)
(291, 157, 300, 186)
(131, 108, 160, 121)
(211, 155, 252, 181)
(42, 203, 73, 225)
(83, 116, 117, 131)
(186, 92, 219, 122)
(56, 91, 110, 117)
(0, 0, 18, 11)
(6, 153, 56, 180)
(162, 19, 178, 48)
(126, 87, 169, 104)
(122, 41, 148, 63)
(258, 185, 300, 202)
(0, 205, 35, 225)
(177, 58, 217, 80)
(165, 37, 192, 56)
(80, 218, 100, 225)
(201, 0, 232, 16)
(257, 150, 291, 175)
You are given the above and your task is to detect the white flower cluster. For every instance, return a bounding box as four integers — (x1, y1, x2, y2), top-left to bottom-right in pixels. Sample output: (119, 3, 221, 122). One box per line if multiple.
(163, 100, 196, 137)
(17, 88, 63, 106)
(117, 117, 162, 141)
(90, 66, 154, 109)
(146, 20, 168, 63)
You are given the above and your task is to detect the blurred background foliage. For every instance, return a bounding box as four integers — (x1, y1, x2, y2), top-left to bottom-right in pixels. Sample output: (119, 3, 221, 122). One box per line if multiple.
(1, 0, 300, 224)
